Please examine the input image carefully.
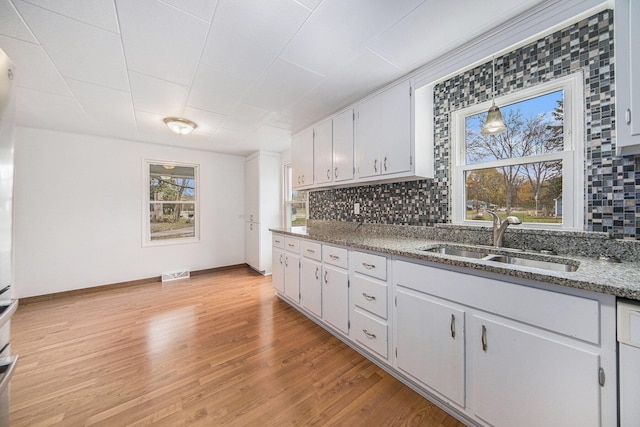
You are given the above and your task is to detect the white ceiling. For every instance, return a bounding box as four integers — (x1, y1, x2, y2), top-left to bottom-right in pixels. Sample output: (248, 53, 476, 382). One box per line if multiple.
(0, 0, 584, 155)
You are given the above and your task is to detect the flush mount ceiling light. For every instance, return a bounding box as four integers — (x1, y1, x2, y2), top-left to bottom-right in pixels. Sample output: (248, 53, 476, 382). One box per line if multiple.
(162, 165, 175, 170)
(481, 57, 507, 136)
(163, 117, 197, 135)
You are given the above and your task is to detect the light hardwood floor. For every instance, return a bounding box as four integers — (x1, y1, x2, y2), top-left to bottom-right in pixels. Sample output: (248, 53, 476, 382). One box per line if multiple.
(10, 267, 465, 426)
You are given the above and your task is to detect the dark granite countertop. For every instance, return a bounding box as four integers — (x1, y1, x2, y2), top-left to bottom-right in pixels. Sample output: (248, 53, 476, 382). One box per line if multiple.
(270, 221, 640, 301)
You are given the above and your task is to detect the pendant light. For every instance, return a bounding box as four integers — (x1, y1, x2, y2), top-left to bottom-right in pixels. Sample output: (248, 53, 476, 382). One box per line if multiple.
(163, 117, 197, 135)
(481, 57, 507, 135)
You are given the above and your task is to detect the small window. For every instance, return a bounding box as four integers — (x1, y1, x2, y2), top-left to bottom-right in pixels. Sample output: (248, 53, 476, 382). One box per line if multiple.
(145, 161, 199, 244)
(284, 164, 307, 228)
(451, 74, 583, 229)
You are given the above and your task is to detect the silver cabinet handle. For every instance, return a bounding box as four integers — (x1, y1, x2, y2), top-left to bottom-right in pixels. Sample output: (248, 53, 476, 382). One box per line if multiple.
(327, 169, 331, 179)
(249, 223, 253, 231)
(626, 108, 632, 125)
(329, 254, 339, 260)
(334, 167, 338, 178)
(482, 325, 487, 352)
(250, 214, 254, 221)
(315, 267, 319, 280)
(324, 270, 328, 284)
(362, 262, 375, 269)
(306, 249, 315, 254)
(301, 174, 305, 184)
(285, 256, 288, 267)
(279, 254, 283, 265)
(373, 158, 378, 172)
(274, 239, 281, 244)
(383, 156, 388, 171)
(363, 329, 376, 339)
(451, 314, 456, 339)
(297, 175, 301, 184)
(362, 292, 376, 301)
(288, 243, 295, 247)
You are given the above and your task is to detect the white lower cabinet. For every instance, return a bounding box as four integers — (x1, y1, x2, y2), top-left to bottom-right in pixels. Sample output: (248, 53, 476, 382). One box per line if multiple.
(322, 265, 349, 334)
(271, 246, 285, 294)
(300, 240, 322, 317)
(469, 313, 600, 427)
(282, 237, 300, 303)
(395, 287, 465, 408)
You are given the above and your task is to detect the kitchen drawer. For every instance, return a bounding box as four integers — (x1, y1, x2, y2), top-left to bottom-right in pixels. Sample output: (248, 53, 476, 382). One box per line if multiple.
(352, 308, 388, 359)
(323, 245, 348, 269)
(300, 240, 322, 261)
(354, 251, 387, 281)
(284, 237, 299, 254)
(351, 275, 388, 319)
(272, 234, 285, 249)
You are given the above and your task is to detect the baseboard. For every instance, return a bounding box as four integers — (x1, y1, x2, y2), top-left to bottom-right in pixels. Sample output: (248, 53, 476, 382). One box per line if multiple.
(19, 264, 249, 305)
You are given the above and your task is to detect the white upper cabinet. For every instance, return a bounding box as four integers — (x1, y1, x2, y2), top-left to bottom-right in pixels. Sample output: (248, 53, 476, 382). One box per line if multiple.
(357, 80, 412, 179)
(292, 127, 313, 189)
(313, 119, 333, 185)
(332, 109, 355, 182)
(615, 0, 640, 155)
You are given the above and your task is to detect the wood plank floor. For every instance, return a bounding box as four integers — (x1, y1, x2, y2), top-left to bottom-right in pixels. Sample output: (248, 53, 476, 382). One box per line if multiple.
(10, 267, 465, 427)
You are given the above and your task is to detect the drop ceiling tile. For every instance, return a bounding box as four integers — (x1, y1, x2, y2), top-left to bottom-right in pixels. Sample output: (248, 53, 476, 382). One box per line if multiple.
(221, 104, 272, 132)
(247, 125, 291, 152)
(129, 71, 189, 116)
(66, 78, 137, 133)
(311, 49, 402, 108)
(13, 0, 128, 90)
(280, 0, 424, 76)
(295, 0, 322, 11)
(162, 0, 218, 22)
(368, 0, 544, 70)
(20, 0, 119, 33)
(280, 97, 335, 133)
(0, 35, 72, 96)
(242, 58, 324, 112)
(187, 62, 252, 115)
(0, 0, 37, 42)
(15, 87, 95, 133)
(182, 106, 226, 136)
(200, 0, 310, 83)
(117, 0, 208, 86)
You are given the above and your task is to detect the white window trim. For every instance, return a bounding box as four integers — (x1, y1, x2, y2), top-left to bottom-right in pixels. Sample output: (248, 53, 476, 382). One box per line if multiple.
(142, 159, 200, 247)
(451, 73, 584, 230)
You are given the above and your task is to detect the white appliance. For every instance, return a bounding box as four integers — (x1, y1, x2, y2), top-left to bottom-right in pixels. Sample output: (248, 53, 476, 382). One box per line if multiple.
(0, 48, 17, 425)
(618, 298, 640, 426)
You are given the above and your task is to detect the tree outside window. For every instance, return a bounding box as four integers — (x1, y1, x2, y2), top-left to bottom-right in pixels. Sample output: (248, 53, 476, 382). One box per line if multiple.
(146, 162, 199, 244)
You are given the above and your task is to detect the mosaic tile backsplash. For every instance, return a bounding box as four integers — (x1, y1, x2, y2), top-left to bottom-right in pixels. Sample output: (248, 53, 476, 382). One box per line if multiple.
(310, 9, 640, 240)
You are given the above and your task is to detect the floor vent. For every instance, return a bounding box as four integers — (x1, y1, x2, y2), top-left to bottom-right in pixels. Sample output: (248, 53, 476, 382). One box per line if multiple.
(162, 270, 190, 282)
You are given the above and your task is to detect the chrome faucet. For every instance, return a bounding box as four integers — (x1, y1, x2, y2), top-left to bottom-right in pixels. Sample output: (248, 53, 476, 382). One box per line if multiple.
(484, 210, 522, 247)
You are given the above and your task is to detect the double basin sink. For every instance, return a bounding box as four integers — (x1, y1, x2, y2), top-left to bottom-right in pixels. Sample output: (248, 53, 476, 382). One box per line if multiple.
(422, 244, 579, 273)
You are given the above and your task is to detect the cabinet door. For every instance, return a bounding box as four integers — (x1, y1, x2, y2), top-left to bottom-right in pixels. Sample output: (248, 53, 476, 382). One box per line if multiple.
(284, 252, 300, 303)
(300, 258, 322, 317)
(356, 94, 381, 178)
(379, 80, 412, 175)
(333, 109, 354, 182)
(272, 246, 285, 293)
(395, 287, 465, 407)
(292, 128, 313, 188)
(322, 265, 349, 334)
(469, 314, 601, 427)
(615, 0, 640, 154)
(244, 155, 259, 222)
(245, 222, 260, 271)
(313, 119, 333, 185)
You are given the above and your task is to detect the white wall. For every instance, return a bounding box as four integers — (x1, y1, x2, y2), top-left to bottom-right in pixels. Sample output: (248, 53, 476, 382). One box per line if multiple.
(13, 127, 246, 298)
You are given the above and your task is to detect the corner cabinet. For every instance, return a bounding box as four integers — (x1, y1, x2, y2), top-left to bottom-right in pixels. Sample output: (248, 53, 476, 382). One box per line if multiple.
(615, 0, 640, 155)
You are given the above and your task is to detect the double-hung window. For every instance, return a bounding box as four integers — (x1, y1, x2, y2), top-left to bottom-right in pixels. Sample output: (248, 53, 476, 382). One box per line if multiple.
(145, 161, 199, 245)
(451, 73, 584, 229)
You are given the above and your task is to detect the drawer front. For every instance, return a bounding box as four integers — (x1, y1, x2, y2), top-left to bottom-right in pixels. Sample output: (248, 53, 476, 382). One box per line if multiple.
(272, 234, 285, 249)
(352, 275, 388, 319)
(300, 240, 322, 261)
(284, 237, 300, 254)
(352, 308, 388, 359)
(323, 245, 348, 269)
(354, 251, 387, 281)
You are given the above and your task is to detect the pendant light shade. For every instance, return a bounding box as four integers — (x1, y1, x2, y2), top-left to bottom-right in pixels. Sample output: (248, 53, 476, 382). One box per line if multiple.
(481, 102, 507, 135)
(163, 117, 197, 135)
(481, 57, 506, 136)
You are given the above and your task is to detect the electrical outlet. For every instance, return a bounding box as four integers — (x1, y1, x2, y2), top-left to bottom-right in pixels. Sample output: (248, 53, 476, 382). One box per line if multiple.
(354, 203, 360, 215)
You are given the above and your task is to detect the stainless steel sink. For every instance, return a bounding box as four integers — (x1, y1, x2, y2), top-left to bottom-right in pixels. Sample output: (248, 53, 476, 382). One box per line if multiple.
(422, 245, 579, 272)
(484, 254, 578, 272)
(425, 246, 490, 259)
